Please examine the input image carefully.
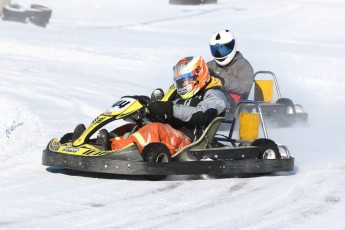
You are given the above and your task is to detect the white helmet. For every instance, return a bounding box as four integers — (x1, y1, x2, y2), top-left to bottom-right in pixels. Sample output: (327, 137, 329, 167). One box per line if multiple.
(209, 30, 237, 66)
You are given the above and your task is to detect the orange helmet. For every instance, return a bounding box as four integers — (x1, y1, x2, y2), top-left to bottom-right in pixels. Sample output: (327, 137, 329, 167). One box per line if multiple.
(173, 56, 210, 99)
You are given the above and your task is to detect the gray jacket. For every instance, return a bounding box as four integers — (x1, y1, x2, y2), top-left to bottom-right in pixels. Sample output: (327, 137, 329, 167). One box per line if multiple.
(166, 77, 227, 139)
(173, 89, 227, 125)
(207, 51, 254, 97)
(170, 86, 227, 140)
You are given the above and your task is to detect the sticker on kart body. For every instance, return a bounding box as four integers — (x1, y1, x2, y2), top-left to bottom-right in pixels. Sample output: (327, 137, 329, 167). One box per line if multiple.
(92, 116, 106, 124)
(63, 147, 79, 153)
(50, 139, 61, 151)
(104, 98, 136, 115)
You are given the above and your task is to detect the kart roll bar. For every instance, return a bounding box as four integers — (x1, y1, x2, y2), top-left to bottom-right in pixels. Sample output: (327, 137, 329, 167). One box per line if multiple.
(254, 71, 281, 99)
(228, 100, 269, 140)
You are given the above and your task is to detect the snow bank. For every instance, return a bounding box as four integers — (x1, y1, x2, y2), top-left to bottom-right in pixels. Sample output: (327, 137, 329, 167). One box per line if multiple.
(0, 97, 42, 163)
(1, 0, 345, 229)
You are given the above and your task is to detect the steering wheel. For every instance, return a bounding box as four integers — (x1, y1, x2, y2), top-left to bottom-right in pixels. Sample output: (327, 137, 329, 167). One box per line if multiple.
(125, 95, 151, 107)
(123, 95, 165, 122)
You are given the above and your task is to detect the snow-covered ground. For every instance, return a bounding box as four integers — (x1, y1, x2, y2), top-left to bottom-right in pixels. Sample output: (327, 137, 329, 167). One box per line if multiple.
(1, 0, 345, 229)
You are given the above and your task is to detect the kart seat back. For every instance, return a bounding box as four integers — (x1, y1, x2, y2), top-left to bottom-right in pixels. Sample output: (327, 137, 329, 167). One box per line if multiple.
(172, 117, 225, 160)
(253, 71, 282, 102)
(254, 80, 273, 102)
(239, 112, 259, 142)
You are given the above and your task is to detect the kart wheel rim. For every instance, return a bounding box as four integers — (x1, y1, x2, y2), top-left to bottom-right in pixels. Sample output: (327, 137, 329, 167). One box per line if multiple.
(156, 153, 169, 162)
(294, 104, 304, 113)
(263, 149, 276, 159)
(286, 106, 294, 114)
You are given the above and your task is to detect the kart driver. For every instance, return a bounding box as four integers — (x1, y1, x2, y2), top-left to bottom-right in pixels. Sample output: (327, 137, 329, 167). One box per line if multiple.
(207, 29, 254, 113)
(99, 56, 227, 154)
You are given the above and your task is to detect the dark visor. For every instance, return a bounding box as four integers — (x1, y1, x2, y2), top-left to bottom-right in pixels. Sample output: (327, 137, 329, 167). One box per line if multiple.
(210, 39, 235, 58)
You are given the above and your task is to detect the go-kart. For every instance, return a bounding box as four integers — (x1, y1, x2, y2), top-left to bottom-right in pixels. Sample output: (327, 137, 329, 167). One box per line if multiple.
(247, 71, 308, 127)
(42, 88, 294, 180)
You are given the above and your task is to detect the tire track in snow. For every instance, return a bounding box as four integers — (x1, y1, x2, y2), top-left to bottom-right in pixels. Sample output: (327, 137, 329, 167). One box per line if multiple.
(107, 170, 345, 230)
(7, 180, 185, 229)
(212, 169, 345, 230)
(121, 182, 184, 201)
(106, 179, 252, 229)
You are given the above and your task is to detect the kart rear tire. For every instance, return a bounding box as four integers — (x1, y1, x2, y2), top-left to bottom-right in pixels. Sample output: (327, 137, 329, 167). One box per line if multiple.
(251, 138, 281, 159)
(142, 143, 171, 181)
(276, 98, 296, 115)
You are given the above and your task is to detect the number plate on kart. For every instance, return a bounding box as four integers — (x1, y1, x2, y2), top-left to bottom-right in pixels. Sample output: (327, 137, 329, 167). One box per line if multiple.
(106, 98, 136, 114)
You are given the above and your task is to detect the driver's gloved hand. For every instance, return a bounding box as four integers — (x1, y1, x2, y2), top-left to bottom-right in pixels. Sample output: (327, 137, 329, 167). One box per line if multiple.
(147, 101, 173, 120)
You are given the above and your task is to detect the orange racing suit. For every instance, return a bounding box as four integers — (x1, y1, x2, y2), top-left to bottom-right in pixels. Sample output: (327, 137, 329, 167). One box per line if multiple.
(110, 76, 227, 155)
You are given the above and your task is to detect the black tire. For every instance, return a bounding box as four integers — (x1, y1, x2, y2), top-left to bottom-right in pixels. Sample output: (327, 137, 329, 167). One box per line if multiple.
(201, 0, 217, 4)
(142, 143, 171, 181)
(169, 0, 201, 5)
(28, 4, 52, 27)
(31, 4, 52, 19)
(72, 124, 86, 140)
(60, 124, 85, 144)
(2, 4, 28, 23)
(26, 8, 45, 27)
(251, 138, 281, 159)
(276, 98, 296, 115)
(150, 88, 164, 102)
(96, 129, 111, 151)
(60, 133, 73, 144)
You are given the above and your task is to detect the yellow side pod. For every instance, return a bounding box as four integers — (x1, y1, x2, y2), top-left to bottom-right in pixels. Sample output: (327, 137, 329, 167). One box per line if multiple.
(254, 80, 273, 102)
(239, 112, 259, 142)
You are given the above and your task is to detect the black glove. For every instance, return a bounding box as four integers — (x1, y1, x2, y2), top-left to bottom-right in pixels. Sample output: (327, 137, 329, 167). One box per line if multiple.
(147, 101, 173, 120)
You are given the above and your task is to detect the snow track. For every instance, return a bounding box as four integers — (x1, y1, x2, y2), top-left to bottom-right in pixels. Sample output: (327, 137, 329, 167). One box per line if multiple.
(1, 0, 345, 229)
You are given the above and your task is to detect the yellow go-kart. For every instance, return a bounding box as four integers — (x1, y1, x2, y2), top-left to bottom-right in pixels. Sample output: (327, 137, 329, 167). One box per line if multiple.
(42, 87, 294, 180)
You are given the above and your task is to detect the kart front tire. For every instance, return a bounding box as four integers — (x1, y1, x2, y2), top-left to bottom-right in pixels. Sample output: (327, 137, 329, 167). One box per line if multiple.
(72, 124, 86, 140)
(142, 143, 171, 181)
(60, 124, 85, 144)
(60, 133, 73, 144)
(251, 138, 281, 159)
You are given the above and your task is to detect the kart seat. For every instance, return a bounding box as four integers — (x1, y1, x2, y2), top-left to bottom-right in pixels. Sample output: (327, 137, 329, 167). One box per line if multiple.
(172, 117, 225, 160)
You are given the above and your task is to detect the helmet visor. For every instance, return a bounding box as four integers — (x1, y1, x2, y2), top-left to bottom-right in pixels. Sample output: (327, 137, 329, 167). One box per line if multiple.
(210, 39, 235, 58)
(174, 73, 197, 95)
